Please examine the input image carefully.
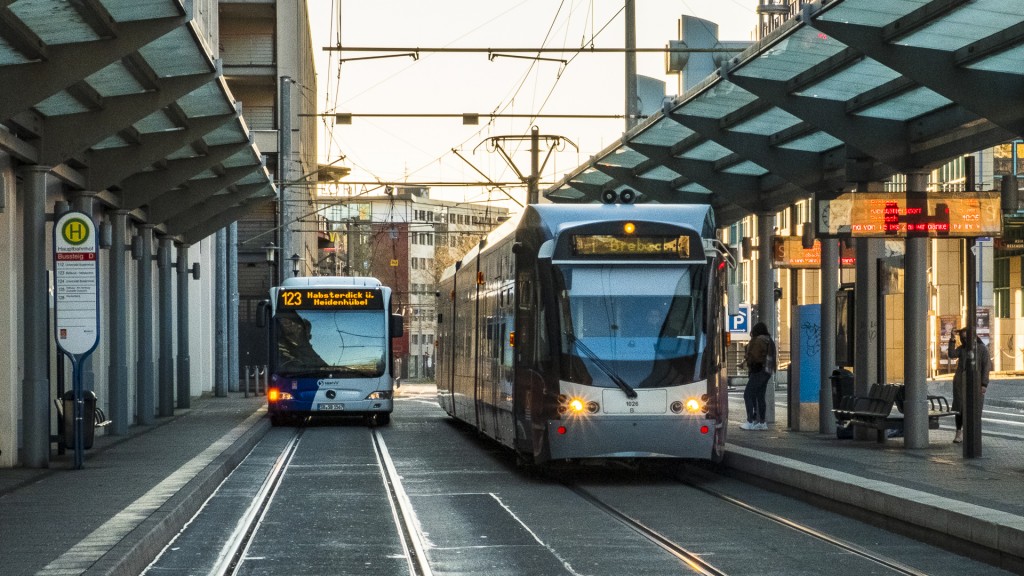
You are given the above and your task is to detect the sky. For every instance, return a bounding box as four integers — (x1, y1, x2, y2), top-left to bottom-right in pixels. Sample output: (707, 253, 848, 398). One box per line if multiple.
(307, 1, 760, 209)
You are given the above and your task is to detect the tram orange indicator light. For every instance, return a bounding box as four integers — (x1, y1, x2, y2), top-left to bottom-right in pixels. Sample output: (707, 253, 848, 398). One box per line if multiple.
(623, 222, 636, 235)
(509, 331, 515, 348)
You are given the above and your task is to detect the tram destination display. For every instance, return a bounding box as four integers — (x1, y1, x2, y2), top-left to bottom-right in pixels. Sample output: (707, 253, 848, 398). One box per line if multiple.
(571, 233, 691, 258)
(277, 288, 384, 310)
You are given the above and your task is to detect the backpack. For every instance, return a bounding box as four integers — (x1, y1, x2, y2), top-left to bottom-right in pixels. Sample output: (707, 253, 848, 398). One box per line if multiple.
(746, 334, 771, 367)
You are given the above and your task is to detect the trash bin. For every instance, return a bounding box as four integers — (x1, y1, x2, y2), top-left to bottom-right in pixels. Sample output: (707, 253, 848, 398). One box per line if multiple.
(62, 390, 96, 450)
(829, 368, 854, 411)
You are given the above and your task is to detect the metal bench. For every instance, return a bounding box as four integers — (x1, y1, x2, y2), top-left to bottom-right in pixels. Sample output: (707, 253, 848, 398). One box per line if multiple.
(834, 384, 956, 442)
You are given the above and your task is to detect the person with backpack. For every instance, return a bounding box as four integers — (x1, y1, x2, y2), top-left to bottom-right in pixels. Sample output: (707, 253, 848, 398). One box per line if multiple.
(740, 321, 775, 431)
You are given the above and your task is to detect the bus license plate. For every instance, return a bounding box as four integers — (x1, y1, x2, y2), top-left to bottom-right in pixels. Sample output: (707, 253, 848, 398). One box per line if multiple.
(601, 389, 667, 414)
(319, 403, 346, 411)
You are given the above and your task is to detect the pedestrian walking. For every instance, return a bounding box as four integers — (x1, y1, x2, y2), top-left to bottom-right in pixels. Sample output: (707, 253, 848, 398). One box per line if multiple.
(740, 321, 774, 431)
(948, 328, 992, 443)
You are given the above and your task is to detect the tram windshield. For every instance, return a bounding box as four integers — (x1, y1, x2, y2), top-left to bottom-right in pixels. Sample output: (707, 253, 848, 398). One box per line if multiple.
(555, 264, 709, 388)
(273, 309, 386, 377)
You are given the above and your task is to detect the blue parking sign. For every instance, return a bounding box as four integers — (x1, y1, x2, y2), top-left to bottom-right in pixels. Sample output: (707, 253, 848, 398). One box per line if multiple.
(728, 304, 750, 334)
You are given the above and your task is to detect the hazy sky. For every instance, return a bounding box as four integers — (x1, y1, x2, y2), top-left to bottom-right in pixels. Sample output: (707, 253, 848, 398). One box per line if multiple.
(307, 1, 760, 207)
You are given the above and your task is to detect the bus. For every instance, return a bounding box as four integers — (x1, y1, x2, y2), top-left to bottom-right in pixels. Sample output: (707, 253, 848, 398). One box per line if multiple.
(261, 276, 403, 426)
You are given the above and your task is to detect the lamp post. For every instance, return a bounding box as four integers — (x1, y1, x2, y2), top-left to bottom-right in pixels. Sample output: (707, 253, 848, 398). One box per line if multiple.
(290, 253, 301, 277)
(263, 242, 280, 288)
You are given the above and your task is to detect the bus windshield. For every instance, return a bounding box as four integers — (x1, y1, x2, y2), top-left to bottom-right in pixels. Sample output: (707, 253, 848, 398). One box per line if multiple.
(274, 309, 386, 377)
(555, 264, 708, 388)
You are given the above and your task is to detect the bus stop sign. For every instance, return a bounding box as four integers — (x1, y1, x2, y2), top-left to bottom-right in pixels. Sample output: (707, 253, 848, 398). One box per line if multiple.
(53, 211, 100, 358)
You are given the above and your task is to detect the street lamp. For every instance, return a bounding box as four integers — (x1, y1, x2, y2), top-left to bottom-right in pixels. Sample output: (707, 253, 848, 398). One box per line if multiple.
(289, 253, 301, 277)
(263, 241, 279, 263)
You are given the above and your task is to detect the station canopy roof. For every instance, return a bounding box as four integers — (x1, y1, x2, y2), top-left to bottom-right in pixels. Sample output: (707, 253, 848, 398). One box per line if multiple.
(545, 0, 1024, 227)
(0, 0, 273, 244)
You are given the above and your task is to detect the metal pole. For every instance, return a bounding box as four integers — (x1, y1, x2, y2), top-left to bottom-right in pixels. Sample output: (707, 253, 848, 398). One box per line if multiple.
(137, 225, 155, 425)
(228, 222, 239, 392)
(20, 165, 50, 467)
(819, 237, 838, 434)
(176, 243, 192, 409)
(528, 126, 539, 204)
(964, 238, 981, 457)
(72, 357, 84, 469)
(853, 237, 881, 440)
(72, 193, 97, 396)
(624, 0, 638, 132)
(756, 213, 776, 423)
(157, 236, 174, 417)
(905, 172, 930, 448)
(278, 76, 292, 284)
(215, 228, 228, 397)
(109, 211, 130, 433)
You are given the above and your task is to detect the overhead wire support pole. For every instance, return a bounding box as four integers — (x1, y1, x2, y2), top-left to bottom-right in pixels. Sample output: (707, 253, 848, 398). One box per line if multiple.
(451, 149, 525, 208)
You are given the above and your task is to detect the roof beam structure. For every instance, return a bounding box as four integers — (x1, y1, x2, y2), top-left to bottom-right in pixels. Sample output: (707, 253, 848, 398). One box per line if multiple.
(181, 194, 273, 245)
(116, 141, 253, 210)
(147, 165, 262, 224)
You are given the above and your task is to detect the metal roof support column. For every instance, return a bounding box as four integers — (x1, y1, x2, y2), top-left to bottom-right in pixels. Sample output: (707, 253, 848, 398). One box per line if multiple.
(136, 225, 156, 425)
(215, 228, 228, 398)
(756, 212, 778, 424)
(228, 223, 239, 393)
(819, 236, 839, 435)
(157, 236, 174, 417)
(176, 243, 192, 409)
(19, 165, 50, 468)
(904, 172, 931, 449)
(278, 76, 293, 285)
(108, 211, 129, 434)
(72, 192, 97, 397)
(853, 235, 882, 440)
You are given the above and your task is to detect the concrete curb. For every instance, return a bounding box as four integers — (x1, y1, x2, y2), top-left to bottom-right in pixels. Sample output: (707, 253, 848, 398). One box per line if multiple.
(724, 444, 1024, 562)
(85, 410, 272, 576)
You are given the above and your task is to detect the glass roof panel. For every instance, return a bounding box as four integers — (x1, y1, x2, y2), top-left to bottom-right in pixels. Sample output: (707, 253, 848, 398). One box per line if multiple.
(730, 108, 803, 136)
(85, 61, 147, 98)
(777, 131, 844, 153)
(202, 124, 248, 147)
(139, 28, 210, 78)
(639, 165, 682, 182)
(597, 147, 648, 169)
(100, 0, 183, 22)
(572, 168, 613, 186)
(855, 86, 953, 121)
(91, 134, 131, 150)
(191, 169, 219, 180)
(676, 182, 711, 194)
(631, 118, 694, 147)
(734, 27, 848, 82)
(817, 0, 929, 27)
(134, 111, 178, 134)
(547, 188, 588, 201)
(222, 148, 261, 168)
(10, 0, 101, 44)
(897, 0, 1024, 51)
(165, 143, 200, 161)
(796, 58, 900, 101)
(0, 36, 35, 65)
(178, 83, 235, 118)
(34, 91, 90, 116)
(723, 161, 769, 176)
(235, 172, 269, 186)
(678, 81, 757, 119)
(677, 141, 733, 162)
(968, 44, 1024, 74)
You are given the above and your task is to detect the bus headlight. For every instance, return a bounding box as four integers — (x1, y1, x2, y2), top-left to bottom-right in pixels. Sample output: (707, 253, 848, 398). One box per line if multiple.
(366, 390, 393, 400)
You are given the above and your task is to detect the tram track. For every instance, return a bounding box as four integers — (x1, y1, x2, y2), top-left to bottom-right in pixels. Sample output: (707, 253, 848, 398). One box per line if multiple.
(371, 428, 434, 576)
(210, 428, 304, 576)
(565, 463, 931, 576)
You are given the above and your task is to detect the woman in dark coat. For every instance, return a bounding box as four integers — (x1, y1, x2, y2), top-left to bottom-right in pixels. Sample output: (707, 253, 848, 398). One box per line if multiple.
(948, 328, 991, 443)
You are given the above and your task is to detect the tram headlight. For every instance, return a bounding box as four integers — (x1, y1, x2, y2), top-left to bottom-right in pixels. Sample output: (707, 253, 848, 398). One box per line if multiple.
(569, 398, 586, 414)
(586, 401, 600, 414)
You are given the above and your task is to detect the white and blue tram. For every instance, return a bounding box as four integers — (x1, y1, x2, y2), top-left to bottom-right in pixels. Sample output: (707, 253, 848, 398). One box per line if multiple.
(435, 204, 729, 464)
(262, 276, 404, 426)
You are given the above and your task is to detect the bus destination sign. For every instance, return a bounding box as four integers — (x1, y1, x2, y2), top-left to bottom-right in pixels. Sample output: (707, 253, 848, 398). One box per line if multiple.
(278, 288, 384, 310)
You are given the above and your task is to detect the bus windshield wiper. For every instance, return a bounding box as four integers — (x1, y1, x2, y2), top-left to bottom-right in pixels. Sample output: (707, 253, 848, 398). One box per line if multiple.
(566, 332, 637, 398)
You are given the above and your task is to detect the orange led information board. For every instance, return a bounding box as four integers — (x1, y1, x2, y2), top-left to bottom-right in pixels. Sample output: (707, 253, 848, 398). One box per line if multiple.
(818, 192, 1001, 238)
(771, 236, 856, 269)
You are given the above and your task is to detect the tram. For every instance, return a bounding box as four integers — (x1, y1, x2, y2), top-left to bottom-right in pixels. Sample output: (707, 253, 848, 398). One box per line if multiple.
(435, 203, 730, 464)
(261, 276, 404, 426)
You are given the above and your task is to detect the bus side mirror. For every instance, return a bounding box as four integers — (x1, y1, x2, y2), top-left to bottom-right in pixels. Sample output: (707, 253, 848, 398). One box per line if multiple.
(256, 300, 269, 328)
(390, 314, 404, 338)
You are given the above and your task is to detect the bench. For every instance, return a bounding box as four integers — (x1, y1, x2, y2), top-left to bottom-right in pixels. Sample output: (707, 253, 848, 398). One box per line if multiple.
(833, 384, 957, 442)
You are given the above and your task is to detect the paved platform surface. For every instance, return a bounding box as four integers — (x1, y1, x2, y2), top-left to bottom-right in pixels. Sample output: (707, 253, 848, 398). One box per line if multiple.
(0, 381, 1022, 575)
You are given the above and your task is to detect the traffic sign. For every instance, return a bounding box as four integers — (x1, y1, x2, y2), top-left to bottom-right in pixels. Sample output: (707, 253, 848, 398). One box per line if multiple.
(53, 212, 100, 358)
(728, 304, 750, 340)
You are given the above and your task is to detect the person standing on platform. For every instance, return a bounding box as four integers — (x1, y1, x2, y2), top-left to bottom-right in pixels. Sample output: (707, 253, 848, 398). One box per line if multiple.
(740, 321, 774, 431)
(948, 328, 992, 443)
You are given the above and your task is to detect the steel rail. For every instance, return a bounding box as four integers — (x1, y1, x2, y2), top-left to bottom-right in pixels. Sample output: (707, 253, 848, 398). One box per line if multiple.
(372, 429, 434, 576)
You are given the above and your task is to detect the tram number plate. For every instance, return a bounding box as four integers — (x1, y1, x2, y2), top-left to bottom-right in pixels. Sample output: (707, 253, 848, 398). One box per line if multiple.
(601, 389, 667, 414)
(318, 403, 346, 411)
